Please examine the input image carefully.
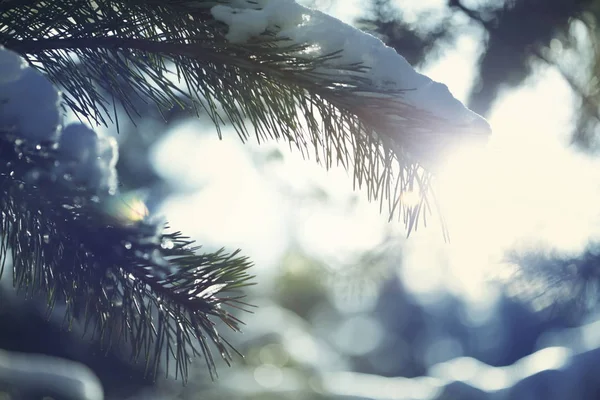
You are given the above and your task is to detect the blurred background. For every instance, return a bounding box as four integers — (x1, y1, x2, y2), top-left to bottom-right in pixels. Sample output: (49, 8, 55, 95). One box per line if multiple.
(4, 0, 600, 399)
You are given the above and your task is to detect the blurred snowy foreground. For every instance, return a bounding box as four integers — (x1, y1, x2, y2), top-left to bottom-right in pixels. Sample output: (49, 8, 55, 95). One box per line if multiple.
(321, 320, 600, 400)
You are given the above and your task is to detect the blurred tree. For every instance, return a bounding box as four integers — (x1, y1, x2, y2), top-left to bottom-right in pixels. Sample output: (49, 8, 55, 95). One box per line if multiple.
(450, 0, 593, 116)
(359, 0, 600, 319)
(359, 0, 600, 147)
(358, 0, 456, 67)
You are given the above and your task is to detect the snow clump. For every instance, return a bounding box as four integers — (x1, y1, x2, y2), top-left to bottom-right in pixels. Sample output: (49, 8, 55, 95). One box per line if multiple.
(211, 0, 491, 166)
(0, 46, 62, 142)
(0, 45, 118, 194)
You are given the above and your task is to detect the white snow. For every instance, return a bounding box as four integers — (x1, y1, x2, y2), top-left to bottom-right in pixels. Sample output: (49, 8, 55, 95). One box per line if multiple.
(56, 123, 119, 193)
(0, 46, 27, 84)
(58, 123, 99, 163)
(0, 46, 62, 142)
(211, 0, 490, 132)
(0, 46, 119, 194)
(211, 7, 271, 43)
(322, 339, 597, 400)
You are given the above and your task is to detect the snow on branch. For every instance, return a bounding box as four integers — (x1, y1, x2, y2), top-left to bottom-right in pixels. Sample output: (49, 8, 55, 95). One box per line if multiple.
(0, 0, 490, 235)
(210, 0, 491, 164)
(0, 45, 254, 383)
(0, 0, 495, 388)
(210, 0, 477, 119)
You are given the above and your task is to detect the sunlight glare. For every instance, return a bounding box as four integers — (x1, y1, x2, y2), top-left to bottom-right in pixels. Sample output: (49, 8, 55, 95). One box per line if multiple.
(423, 63, 600, 300)
(153, 121, 291, 271)
(399, 190, 422, 208)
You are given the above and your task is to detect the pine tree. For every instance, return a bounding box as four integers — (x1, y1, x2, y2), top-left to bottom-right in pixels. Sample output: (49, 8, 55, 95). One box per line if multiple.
(0, 1, 490, 398)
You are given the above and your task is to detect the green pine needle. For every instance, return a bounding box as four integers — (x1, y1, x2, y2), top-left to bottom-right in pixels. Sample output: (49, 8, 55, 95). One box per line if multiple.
(0, 0, 444, 233)
(0, 131, 254, 382)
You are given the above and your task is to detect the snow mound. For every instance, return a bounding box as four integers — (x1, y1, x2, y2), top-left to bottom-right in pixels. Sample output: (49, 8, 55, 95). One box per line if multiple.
(211, 0, 490, 132)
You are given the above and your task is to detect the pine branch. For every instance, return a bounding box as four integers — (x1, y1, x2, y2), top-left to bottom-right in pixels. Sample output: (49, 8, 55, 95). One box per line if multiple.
(0, 0, 492, 385)
(0, 134, 255, 380)
(0, 2, 262, 386)
(0, 122, 254, 381)
(0, 0, 491, 235)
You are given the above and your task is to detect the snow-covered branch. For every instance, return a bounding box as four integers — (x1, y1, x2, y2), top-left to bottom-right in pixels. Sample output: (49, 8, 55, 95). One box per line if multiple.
(0, 45, 254, 384)
(1, 0, 490, 233)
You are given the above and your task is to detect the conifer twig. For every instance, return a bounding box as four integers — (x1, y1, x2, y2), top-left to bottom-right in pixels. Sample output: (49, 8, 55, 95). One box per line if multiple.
(0, 0, 491, 234)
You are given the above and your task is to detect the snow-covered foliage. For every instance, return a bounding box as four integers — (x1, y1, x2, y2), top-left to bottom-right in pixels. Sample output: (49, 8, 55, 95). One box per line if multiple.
(0, 47, 61, 142)
(320, 327, 600, 400)
(0, 46, 118, 194)
(56, 123, 119, 193)
(210, 0, 489, 129)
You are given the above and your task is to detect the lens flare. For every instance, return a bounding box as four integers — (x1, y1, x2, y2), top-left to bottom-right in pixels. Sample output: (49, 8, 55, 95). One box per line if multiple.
(102, 191, 149, 225)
